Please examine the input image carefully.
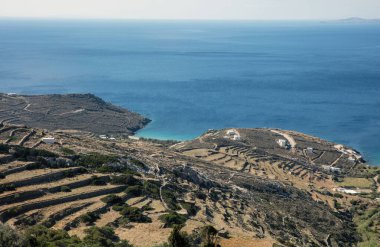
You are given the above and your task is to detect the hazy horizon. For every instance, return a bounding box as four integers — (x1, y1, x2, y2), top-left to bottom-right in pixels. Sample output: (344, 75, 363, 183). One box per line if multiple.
(0, 16, 379, 22)
(1, 0, 380, 20)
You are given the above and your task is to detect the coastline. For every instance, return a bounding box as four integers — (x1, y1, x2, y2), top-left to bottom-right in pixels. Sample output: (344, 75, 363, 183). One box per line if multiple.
(1, 92, 379, 165)
(136, 122, 195, 141)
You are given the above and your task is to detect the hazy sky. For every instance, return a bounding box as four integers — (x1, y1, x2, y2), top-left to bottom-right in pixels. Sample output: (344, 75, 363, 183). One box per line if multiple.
(1, 0, 380, 20)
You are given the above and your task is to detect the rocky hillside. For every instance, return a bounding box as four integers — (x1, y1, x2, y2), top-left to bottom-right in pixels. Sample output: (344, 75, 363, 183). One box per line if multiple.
(0, 95, 379, 247)
(0, 123, 379, 247)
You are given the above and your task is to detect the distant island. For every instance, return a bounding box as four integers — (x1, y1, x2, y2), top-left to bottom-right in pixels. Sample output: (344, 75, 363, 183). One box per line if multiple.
(334, 17, 380, 23)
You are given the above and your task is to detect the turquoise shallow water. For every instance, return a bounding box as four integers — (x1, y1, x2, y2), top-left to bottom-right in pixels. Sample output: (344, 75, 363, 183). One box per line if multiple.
(0, 20, 379, 164)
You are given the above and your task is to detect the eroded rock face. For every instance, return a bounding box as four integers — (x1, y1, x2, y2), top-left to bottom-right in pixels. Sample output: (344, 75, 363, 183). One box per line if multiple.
(0, 93, 150, 135)
(172, 165, 218, 189)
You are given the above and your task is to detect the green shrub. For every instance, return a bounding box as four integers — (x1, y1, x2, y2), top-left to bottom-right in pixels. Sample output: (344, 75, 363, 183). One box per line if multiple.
(124, 180, 163, 200)
(195, 191, 207, 200)
(199, 225, 219, 247)
(119, 206, 151, 223)
(96, 165, 141, 176)
(111, 174, 140, 186)
(125, 185, 143, 197)
(333, 199, 343, 210)
(60, 147, 75, 155)
(60, 186, 71, 192)
(112, 205, 124, 212)
(25, 162, 42, 170)
(79, 212, 100, 225)
(161, 188, 180, 211)
(141, 204, 154, 211)
(123, 168, 141, 176)
(167, 225, 191, 247)
(63, 170, 76, 178)
(6, 206, 23, 218)
(0, 144, 10, 153)
(3, 224, 133, 247)
(83, 226, 117, 246)
(15, 216, 36, 227)
(0, 183, 16, 193)
(334, 193, 344, 198)
(0, 223, 26, 247)
(7, 136, 17, 142)
(143, 180, 161, 199)
(25, 225, 82, 247)
(76, 153, 118, 168)
(83, 226, 134, 247)
(180, 202, 199, 216)
(91, 175, 108, 186)
(12, 146, 57, 160)
(97, 166, 119, 173)
(101, 194, 123, 205)
(159, 212, 187, 228)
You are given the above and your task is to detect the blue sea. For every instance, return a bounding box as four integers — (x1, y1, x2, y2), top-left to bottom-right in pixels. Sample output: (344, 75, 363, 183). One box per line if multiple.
(0, 19, 379, 164)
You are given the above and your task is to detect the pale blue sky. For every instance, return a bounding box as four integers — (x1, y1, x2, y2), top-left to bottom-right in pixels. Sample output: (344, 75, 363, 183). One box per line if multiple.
(1, 0, 379, 20)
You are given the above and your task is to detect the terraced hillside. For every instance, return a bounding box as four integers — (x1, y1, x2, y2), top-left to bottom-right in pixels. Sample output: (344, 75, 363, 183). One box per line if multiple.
(172, 128, 369, 187)
(0, 93, 150, 135)
(1, 123, 376, 247)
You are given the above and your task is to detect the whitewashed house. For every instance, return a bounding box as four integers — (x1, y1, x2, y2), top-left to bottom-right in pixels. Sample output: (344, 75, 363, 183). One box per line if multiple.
(233, 135, 241, 141)
(334, 187, 359, 195)
(277, 139, 287, 148)
(128, 136, 140, 140)
(348, 157, 356, 163)
(330, 167, 341, 173)
(227, 129, 236, 136)
(42, 137, 56, 144)
(322, 165, 341, 173)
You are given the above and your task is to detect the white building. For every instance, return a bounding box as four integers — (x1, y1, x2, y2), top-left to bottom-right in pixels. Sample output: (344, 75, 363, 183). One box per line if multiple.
(307, 147, 313, 154)
(321, 165, 341, 173)
(348, 157, 356, 163)
(42, 137, 56, 144)
(128, 136, 140, 140)
(226, 129, 236, 136)
(334, 187, 359, 195)
(233, 135, 241, 141)
(277, 139, 287, 148)
(99, 135, 107, 139)
(331, 167, 341, 173)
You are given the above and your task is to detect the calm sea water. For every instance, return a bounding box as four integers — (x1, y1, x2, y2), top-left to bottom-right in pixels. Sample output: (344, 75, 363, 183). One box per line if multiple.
(0, 19, 379, 164)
